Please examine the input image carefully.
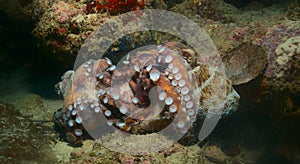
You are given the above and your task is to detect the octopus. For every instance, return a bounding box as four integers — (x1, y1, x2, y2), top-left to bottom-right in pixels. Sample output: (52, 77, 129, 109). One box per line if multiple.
(53, 42, 240, 144)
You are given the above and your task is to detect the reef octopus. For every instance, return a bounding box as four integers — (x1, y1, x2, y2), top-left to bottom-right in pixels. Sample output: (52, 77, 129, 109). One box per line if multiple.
(54, 42, 240, 144)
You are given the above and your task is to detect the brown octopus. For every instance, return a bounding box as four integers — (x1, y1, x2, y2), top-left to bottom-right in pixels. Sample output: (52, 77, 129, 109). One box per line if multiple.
(54, 42, 240, 144)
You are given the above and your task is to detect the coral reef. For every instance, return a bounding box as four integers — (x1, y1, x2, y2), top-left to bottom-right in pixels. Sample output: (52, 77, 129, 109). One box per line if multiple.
(32, 0, 93, 54)
(272, 36, 300, 93)
(86, 0, 145, 14)
(1, 0, 299, 163)
(31, 0, 164, 55)
(54, 42, 239, 144)
(171, 0, 239, 23)
(255, 23, 300, 93)
(0, 0, 299, 163)
(185, 2, 299, 93)
(195, 0, 239, 23)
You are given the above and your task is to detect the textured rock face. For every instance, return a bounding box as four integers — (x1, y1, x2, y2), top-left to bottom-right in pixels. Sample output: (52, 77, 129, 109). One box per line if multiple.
(273, 36, 300, 93)
(275, 36, 300, 66)
(224, 42, 267, 85)
(256, 23, 300, 93)
(54, 42, 239, 143)
(0, 101, 56, 163)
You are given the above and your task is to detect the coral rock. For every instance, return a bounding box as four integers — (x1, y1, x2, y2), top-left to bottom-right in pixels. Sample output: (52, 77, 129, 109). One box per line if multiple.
(224, 42, 267, 85)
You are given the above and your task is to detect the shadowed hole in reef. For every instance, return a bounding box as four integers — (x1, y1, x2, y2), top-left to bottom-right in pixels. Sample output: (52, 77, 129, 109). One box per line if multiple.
(0, 11, 73, 99)
(224, 0, 290, 8)
(0, 10, 68, 163)
(201, 76, 300, 163)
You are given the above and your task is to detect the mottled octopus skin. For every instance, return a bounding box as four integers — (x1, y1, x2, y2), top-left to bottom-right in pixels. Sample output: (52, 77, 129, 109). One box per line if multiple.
(54, 42, 240, 143)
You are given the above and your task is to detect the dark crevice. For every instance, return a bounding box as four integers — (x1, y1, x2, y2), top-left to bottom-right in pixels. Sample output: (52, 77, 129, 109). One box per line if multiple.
(0, 11, 72, 99)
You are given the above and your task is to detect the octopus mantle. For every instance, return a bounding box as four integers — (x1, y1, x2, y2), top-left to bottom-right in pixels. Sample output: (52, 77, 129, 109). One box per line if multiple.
(54, 42, 240, 143)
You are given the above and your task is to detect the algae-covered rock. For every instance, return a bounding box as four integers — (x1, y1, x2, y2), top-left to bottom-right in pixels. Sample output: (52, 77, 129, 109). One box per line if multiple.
(65, 133, 247, 163)
(273, 36, 300, 93)
(255, 22, 300, 93)
(287, 0, 300, 21)
(68, 133, 210, 163)
(2, 93, 63, 120)
(224, 42, 267, 85)
(0, 101, 57, 163)
(202, 145, 228, 163)
(171, 0, 239, 23)
(52, 141, 76, 163)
